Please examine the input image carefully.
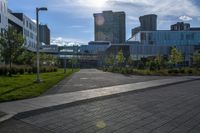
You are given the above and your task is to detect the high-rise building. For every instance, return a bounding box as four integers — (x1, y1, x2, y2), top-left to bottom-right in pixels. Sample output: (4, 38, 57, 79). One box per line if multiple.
(171, 22, 190, 31)
(139, 14, 157, 31)
(39, 24, 50, 45)
(93, 11, 126, 44)
(0, 0, 8, 33)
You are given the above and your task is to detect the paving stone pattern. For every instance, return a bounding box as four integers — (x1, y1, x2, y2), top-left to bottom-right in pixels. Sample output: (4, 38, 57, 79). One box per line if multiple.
(16, 80, 200, 133)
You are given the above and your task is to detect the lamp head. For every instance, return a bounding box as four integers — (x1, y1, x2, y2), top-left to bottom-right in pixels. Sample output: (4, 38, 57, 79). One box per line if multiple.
(38, 7, 48, 11)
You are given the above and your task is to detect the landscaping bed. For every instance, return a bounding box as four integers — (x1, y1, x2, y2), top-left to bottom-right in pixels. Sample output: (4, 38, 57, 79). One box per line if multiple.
(102, 67, 200, 76)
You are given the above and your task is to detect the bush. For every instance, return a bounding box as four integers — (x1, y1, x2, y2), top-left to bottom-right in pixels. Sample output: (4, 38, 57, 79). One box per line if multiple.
(28, 68, 32, 74)
(11, 67, 17, 75)
(0, 67, 8, 76)
(137, 61, 145, 70)
(187, 69, 193, 74)
(32, 67, 37, 74)
(179, 69, 185, 74)
(19, 68, 25, 75)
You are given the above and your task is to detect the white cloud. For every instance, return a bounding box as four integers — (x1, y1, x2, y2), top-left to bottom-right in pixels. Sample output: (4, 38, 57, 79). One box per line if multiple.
(179, 15, 193, 21)
(51, 37, 87, 46)
(48, 0, 200, 21)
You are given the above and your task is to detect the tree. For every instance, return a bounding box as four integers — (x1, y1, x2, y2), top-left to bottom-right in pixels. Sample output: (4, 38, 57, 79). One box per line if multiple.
(169, 47, 183, 67)
(105, 54, 115, 67)
(0, 26, 24, 76)
(193, 51, 200, 67)
(116, 49, 125, 67)
(15, 50, 36, 65)
(127, 56, 134, 67)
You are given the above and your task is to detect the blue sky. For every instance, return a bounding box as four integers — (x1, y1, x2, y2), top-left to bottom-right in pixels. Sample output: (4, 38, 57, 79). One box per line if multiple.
(9, 0, 200, 44)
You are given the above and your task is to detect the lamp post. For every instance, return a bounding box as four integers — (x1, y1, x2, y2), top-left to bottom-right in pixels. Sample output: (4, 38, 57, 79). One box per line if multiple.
(35, 7, 48, 83)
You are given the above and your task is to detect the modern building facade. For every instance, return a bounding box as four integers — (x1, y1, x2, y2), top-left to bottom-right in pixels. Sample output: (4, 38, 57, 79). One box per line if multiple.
(1, 1, 50, 52)
(9, 12, 37, 51)
(0, 0, 8, 33)
(139, 14, 157, 31)
(80, 41, 110, 54)
(94, 11, 126, 44)
(39, 24, 50, 45)
(129, 30, 200, 46)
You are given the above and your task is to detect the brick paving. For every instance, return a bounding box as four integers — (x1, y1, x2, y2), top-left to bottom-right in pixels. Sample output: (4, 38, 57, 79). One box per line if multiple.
(3, 80, 199, 133)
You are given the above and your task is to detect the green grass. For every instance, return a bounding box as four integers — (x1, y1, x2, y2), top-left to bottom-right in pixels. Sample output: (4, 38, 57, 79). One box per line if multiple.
(0, 68, 79, 102)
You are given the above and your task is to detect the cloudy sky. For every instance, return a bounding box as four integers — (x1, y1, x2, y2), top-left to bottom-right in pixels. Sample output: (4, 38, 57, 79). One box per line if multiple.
(9, 0, 200, 44)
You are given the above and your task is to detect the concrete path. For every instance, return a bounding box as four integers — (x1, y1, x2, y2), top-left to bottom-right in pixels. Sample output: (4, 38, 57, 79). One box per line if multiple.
(44, 69, 172, 95)
(0, 76, 199, 117)
(2, 80, 200, 133)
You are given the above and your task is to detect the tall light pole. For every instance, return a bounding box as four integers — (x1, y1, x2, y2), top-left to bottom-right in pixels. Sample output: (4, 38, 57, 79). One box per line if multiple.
(35, 7, 48, 83)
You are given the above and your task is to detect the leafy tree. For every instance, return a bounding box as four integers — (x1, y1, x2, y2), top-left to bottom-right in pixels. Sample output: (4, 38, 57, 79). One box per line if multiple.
(0, 26, 24, 76)
(127, 56, 134, 67)
(117, 49, 125, 67)
(193, 51, 200, 67)
(15, 50, 36, 65)
(40, 53, 58, 66)
(169, 47, 183, 67)
(105, 54, 115, 67)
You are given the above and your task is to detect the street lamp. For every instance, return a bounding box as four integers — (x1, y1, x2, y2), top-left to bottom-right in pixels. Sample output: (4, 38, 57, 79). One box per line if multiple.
(35, 7, 48, 83)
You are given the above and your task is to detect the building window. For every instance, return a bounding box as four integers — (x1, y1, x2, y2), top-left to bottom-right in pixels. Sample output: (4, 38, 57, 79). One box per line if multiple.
(26, 21, 28, 28)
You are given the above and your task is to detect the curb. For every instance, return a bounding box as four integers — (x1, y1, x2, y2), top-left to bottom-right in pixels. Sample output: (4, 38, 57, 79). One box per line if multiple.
(0, 114, 15, 123)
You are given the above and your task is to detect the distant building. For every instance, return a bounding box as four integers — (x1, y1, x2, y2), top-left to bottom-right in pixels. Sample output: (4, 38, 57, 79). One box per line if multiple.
(171, 22, 190, 31)
(93, 11, 126, 44)
(39, 24, 50, 45)
(0, 0, 8, 33)
(139, 14, 157, 31)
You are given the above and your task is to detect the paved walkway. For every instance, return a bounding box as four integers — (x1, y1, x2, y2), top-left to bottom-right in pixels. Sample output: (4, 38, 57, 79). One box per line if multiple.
(1, 80, 200, 133)
(0, 76, 199, 116)
(44, 69, 172, 95)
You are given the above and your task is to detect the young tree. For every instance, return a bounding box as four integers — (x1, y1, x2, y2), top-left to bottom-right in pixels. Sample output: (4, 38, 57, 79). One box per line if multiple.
(15, 50, 36, 65)
(193, 51, 200, 67)
(117, 49, 125, 67)
(169, 47, 183, 67)
(105, 54, 115, 67)
(127, 56, 134, 67)
(0, 26, 24, 76)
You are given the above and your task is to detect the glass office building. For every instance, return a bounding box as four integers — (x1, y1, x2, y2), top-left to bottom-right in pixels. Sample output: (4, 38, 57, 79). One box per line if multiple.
(129, 30, 200, 46)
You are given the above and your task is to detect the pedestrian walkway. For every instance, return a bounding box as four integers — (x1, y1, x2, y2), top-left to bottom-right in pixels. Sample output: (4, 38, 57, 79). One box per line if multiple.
(44, 69, 171, 95)
(0, 76, 199, 119)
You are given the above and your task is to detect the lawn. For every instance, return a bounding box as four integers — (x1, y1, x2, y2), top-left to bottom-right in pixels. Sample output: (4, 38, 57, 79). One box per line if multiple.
(0, 68, 79, 102)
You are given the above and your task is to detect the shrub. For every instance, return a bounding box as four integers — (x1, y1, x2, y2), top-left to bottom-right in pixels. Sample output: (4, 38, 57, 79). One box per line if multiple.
(11, 67, 17, 75)
(0, 67, 8, 76)
(19, 67, 25, 75)
(28, 67, 32, 74)
(187, 69, 193, 74)
(137, 61, 145, 70)
(32, 67, 37, 74)
(179, 69, 185, 74)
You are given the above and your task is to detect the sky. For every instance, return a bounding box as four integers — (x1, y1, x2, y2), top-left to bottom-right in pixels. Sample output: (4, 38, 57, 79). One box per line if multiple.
(8, 0, 200, 45)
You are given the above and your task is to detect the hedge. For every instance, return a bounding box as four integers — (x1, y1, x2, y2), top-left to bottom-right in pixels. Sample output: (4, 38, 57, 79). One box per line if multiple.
(0, 65, 58, 76)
